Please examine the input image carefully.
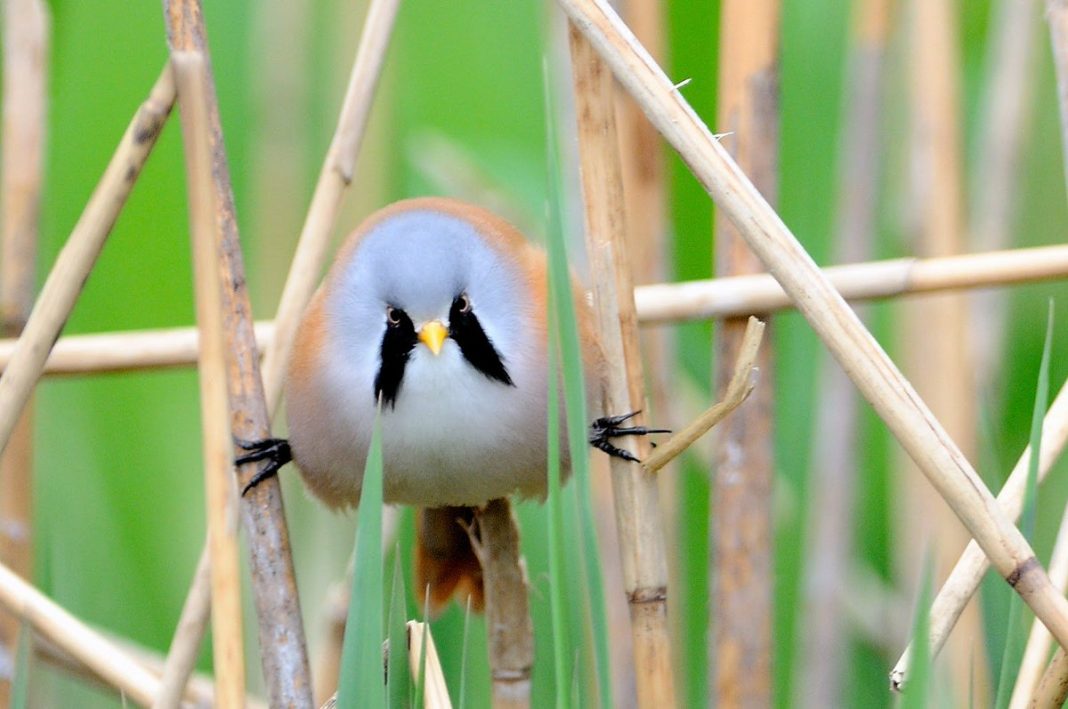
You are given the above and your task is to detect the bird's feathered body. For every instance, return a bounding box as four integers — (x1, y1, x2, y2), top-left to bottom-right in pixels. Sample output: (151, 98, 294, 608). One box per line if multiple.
(286, 197, 602, 513)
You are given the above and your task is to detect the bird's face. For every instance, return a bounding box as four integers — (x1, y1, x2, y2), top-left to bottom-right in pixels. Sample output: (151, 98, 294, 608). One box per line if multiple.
(324, 205, 533, 411)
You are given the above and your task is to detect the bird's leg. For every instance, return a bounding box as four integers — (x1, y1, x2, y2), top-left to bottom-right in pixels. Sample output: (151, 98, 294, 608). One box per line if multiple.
(234, 437, 293, 495)
(588, 410, 670, 463)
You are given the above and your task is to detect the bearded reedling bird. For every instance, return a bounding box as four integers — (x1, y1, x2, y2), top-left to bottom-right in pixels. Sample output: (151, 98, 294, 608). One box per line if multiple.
(239, 197, 662, 611)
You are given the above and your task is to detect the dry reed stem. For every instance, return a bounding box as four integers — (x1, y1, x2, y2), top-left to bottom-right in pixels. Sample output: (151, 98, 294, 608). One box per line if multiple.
(406, 621, 452, 709)
(162, 4, 312, 704)
(557, 0, 1068, 663)
(0, 64, 174, 454)
(642, 316, 763, 474)
(568, 24, 675, 707)
(712, 0, 779, 702)
(1010, 500, 1068, 708)
(636, 243, 1068, 323)
(5, 242, 1068, 375)
(468, 499, 532, 709)
(0, 0, 49, 701)
(797, 1, 889, 704)
(259, 0, 400, 414)
(1048, 0, 1068, 203)
(0, 560, 161, 705)
(174, 50, 245, 709)
(1033, 648, 1068, 708)
(889, 377, 1068, 688)
(153, 545, 211, 709)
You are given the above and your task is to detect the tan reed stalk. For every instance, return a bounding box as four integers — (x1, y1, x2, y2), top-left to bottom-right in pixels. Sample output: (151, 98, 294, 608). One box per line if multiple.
(889, 377, 1068, 688)
(1010, 500, 1068, 707)
(712, 0, 779, 703)
(0, 64, 174, 455)
(636, 243, 1068, 323)
(642, 317, 763, 475)
(556, 0, 1068, 661)
(406, 621, 452, 709)
(568, 24, 676, 707)
(1033, 648, 1068, 707)
(901, 0, 985, 695)
(1048, 0, 1068, 204)
(0, 560, 161, 705)
(614, 0, 669, 701)
(259, 0, 400, 414)
(162, 4, 312, 704)
(797, 1, 889, 705)
(174, 50, 245, 709)
(969, 0, 1039, 387)
(153, 546, 211, 709)
(468, 499, 533, 709)
(0, 0, 48, 701)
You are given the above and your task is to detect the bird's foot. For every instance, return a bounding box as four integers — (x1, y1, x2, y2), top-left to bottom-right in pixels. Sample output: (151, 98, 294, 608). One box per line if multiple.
(234, 437, 293, 496)
(588, 411, 670, 463)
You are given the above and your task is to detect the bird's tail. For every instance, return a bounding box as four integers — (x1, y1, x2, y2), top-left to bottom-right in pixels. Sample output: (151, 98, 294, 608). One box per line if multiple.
(415, 505, 484, 614)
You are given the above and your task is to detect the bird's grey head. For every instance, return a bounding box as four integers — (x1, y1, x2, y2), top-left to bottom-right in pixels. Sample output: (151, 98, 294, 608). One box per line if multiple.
(327, 206, 530, 406)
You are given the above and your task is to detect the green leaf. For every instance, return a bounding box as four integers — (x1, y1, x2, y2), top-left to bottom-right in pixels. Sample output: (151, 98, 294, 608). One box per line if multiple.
(337, 408, 385, 709)
(387, 550, 410, 709)
(903, 559, 933, 709)
(11, 623, 31, 709)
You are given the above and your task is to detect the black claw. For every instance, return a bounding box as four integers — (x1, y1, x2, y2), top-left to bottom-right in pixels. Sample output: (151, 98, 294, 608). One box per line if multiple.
(234, 437, 292, 496)
(588, 410, 669, 462)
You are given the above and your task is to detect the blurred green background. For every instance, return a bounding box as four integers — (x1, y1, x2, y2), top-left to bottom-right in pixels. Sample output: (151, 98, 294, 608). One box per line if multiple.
(10, 0, 1068, 705)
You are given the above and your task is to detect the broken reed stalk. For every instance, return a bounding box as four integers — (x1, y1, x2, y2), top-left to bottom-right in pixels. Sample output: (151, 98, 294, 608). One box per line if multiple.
(797, 0, 888, 705)
(259, 0, 400, 414)
(642, 316, 763, 474)
(162, 3, 312, 705)
(712, 0, 779, 702)
(0, 560, 161, 705)
(889, 377, 1068, 688)
(406, 621, 452, 709)
(567, 24, 676, 707)
(0, 64, 174, 455)
(0, 0, 48, 700)
(174, 50, 245, 708)
(469, 499, 533, 708)
(153, 547, 211, 709)
(6, 242, 1068, 377)
(558, 0, 1068, 660)
(1048, 0, 1068, 205)
(1010, 499, 1068, 708)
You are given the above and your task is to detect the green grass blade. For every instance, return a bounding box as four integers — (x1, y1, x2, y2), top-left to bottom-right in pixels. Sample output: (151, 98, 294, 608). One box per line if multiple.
(10, 623, 30, 709)
(542, 57, 614, 709)
(459, 595, 472, 709)
(994, 302, 1053, 708)
(337, 407, 386, 709)
(903, 559, 934, 709)
(387, 550, 410, 709)
(545, 293, 572, 709)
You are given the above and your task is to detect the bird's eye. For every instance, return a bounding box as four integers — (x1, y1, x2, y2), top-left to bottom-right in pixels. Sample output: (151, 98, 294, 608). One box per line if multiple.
(386, 305, 401, 326)
(457, 293, 472, 314)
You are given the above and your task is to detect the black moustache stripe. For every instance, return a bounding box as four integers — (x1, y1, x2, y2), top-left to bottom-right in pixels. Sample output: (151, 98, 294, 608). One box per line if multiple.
(449, 297, 514, 387)
(374, 308, 417, 408)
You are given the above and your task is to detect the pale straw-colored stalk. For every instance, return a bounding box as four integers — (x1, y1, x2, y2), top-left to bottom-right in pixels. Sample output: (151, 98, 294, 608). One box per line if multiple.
(406, 621, 452, 709)
(174, 50, 245, 709)
(0, 561, 161, 706)
(556, 0, 1068, 659)
(568, 23, 675, 707)
(889, 378, 1068, 688)
(162, 2, 312, 702)
(152, 546, 211, 709)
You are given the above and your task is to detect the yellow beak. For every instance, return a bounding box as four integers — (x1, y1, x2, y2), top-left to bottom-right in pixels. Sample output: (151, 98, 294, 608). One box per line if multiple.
(418, 321, 448, 356)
